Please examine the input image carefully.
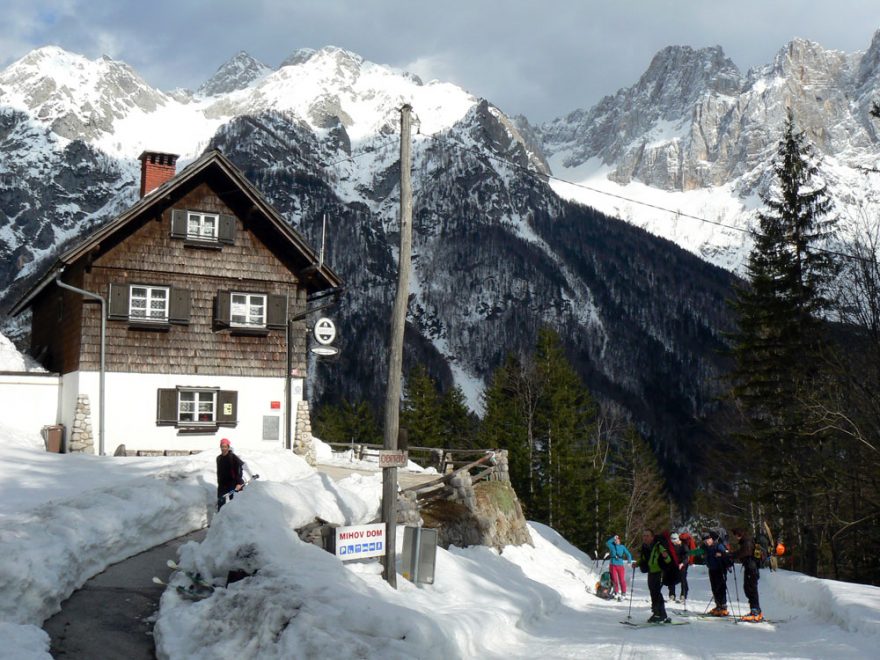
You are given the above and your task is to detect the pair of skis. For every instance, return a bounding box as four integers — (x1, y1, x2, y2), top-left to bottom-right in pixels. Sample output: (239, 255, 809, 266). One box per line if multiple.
(621, 619, 689, 628)
(152, 560, 215, 601)
(671, 609, 783, 624)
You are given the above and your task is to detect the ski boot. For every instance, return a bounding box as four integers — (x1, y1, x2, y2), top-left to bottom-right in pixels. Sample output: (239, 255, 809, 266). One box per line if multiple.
(709, 606, 729, 617)
(741, 610, 763, 622)
(647, 614, 666, 623)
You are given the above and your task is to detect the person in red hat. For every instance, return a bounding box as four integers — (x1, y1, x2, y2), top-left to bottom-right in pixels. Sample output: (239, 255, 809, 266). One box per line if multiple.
(216, 438, 244, 511)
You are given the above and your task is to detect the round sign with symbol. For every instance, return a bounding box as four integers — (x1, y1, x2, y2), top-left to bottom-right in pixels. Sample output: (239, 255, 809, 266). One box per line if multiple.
(314, 317, 336, 345)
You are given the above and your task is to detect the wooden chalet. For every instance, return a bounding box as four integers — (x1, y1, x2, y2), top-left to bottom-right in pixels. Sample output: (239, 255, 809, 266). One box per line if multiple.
(9, 150, 341, 456)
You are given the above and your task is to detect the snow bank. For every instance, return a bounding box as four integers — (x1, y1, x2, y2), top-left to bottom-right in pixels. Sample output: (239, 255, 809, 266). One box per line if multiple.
(765, 569, 880, 635)
(0, 332, 45, 372)
(0, 623, 50, 660)
(0, 453, 213, 625)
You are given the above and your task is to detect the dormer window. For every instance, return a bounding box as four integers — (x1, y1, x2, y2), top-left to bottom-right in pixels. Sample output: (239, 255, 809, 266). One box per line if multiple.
(187, 212, 218, 241)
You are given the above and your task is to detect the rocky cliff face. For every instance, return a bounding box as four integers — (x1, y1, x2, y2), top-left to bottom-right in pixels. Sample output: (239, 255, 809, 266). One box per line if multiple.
(542, 37, 879, 194)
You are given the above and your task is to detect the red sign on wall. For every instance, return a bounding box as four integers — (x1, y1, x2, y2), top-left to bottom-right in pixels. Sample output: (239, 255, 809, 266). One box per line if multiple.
(270, 401, 281, 409)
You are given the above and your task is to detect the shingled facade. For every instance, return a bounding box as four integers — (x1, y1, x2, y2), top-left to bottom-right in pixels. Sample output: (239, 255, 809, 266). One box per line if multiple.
(10, 150, 341, 455)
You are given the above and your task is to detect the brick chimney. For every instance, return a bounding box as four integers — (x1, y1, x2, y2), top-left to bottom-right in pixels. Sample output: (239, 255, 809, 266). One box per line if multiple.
(138, 151, 179, 197)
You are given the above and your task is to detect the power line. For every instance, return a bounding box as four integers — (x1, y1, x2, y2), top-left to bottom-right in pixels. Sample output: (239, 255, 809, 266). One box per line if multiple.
(416, 130, 878, 265)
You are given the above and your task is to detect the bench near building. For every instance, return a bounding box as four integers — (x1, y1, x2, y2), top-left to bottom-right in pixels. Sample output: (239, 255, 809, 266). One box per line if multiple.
(9, 150, 341, 458)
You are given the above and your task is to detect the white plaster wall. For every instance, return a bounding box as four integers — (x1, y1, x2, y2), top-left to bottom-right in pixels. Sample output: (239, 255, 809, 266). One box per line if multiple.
(0, 373, 61, 434)
(67, 371, 304, 455)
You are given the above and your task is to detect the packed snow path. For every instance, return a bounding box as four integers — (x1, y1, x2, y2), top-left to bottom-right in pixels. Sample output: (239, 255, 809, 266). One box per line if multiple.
(43, 530, 205, 659)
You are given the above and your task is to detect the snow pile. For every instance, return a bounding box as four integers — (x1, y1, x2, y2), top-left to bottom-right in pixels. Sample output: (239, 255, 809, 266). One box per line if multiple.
(765, 569, 880, 635)
(154, 490, 594, 659)
(0, 332, 45, 372)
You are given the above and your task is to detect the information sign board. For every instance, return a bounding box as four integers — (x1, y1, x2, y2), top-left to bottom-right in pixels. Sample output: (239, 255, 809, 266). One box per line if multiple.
(335, 523, 386, 560)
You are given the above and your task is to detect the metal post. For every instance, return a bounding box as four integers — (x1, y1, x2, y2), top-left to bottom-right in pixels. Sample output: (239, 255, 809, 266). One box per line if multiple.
(381, 104, 413, 588)
(55, 271, 106, 456)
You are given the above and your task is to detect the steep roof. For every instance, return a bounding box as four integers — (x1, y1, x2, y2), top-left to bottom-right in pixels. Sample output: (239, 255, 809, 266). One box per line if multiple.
(10, 150, 342, 316)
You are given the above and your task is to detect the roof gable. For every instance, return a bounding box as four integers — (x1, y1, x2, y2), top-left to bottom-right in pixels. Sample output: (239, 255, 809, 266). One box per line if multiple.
(10, 150, 341, 315)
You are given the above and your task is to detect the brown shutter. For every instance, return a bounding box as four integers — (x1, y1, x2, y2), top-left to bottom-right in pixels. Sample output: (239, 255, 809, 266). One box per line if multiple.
(218, 214, 236, 244)
(217, 390, 238, 426)
(108, 283, 130, 320)
(169, 288, 191, 325)
(171, 209, 187, 238)
(266, 294, 288, 329)
(157, 389, 178, 425)
(214, 291, 231, 329)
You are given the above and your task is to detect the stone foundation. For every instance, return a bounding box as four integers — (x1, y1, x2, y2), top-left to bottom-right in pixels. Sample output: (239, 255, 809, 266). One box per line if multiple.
(69, 394, 95, 454)
(293, 399, 316, 465)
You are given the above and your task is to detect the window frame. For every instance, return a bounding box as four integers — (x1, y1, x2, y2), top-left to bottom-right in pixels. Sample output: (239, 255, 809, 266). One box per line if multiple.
(157, 387, 237, 432)
(186, 211, 220, 242)
(178, 388, 217, 425)
(230, 292, 267, 328)
(128, 284, 170, 323)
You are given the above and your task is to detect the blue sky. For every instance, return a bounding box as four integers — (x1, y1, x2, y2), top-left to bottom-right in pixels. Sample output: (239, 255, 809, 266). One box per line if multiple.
(1, 1, 878, 122)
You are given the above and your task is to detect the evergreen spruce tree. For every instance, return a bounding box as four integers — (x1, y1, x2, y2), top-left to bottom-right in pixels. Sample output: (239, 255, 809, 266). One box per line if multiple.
(729, 110, 839, 575)
(313, 399, 382, 445)
(401, 364, 444, 448)
(479, 354, 539, 514)
(439, 385, 477, 449)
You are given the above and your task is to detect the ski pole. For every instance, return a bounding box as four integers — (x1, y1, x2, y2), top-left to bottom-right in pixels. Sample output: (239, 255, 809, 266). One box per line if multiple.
(726, 569, 738, 625)
(627, 563, 636, 620)
(732, 565, 743, 619)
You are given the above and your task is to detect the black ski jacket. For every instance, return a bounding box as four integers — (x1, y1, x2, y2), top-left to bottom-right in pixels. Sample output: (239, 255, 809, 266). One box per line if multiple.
(217, 451, 245, 496)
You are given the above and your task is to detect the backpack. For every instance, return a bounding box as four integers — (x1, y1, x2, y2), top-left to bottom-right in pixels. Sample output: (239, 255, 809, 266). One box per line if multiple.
(753, 536, 769, 565)
(679, 532, 697, 565)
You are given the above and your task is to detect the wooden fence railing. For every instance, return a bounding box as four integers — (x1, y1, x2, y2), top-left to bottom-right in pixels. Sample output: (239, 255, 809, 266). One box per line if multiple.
(324, 442, 502, 499)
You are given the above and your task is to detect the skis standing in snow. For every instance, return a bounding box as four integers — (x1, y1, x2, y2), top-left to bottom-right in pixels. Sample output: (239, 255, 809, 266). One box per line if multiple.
(731, 528, 763, 622)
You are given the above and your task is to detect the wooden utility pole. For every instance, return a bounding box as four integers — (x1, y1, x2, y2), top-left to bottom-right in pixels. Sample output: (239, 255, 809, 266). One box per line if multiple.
(381, 104, 413, 588)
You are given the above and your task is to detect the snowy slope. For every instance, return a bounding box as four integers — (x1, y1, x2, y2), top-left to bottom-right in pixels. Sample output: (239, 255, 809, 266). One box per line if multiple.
(2, 428, 880, 659)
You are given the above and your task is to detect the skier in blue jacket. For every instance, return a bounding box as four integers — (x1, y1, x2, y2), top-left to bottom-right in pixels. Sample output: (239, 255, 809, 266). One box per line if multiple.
(606, 534, 634, 601)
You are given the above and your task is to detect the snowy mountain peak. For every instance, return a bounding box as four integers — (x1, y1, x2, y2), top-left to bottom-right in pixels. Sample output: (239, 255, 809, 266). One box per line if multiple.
(763, 37, 854, 85)
(641, 45, 743, 102)
(197, 51, 271, 97)
(0, 45, 168, 141)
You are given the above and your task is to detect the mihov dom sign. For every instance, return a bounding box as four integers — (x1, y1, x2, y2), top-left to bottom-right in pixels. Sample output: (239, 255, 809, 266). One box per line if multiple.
(335, 523, 386, 561)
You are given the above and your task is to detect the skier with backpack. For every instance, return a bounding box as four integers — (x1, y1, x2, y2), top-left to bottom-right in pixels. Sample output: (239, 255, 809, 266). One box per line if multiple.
(606, 534, 634, 601)
(638, 529, 675, 623)
(692, 530, 731, 616)
(732, 528, 763, 622)
(667, 532, 692, 603)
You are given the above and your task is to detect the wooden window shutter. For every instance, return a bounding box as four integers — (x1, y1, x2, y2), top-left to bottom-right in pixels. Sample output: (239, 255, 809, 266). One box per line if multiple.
(108, 283, 130, 320)
(266, 294, 288, 329)
(217, 390, 238, 426)
(168, 288, 191, 325)
(171, 209, 187, 238)
(218, 214, 236, 244)
(214, 291, 231, 329)
(156, 389, 178, 425)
